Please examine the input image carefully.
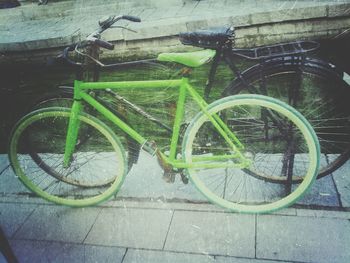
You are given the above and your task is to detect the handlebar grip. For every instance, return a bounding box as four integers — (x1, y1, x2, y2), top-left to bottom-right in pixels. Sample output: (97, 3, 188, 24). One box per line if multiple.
(94, 39, 114, 50)
(122, 15, 141, 22)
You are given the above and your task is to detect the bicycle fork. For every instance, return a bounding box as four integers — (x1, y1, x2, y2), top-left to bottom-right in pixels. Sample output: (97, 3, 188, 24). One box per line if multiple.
(63, 100, 83, 168)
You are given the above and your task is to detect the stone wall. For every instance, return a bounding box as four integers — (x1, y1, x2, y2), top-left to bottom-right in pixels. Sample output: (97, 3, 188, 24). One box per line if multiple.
(0, 0, 349, 64)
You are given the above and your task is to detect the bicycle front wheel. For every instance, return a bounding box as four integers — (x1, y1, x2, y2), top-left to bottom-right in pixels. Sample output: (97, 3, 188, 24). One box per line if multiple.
(183, 94, 320, 213)
(9, 107, 127, 207)
(29, 92, 140, 171)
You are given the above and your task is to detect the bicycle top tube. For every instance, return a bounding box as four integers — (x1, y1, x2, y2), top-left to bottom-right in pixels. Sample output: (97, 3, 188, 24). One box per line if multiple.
(76, 79, 183, 91)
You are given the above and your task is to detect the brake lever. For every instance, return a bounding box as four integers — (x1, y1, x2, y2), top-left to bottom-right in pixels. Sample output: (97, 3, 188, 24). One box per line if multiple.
(110, 25, 137, 33)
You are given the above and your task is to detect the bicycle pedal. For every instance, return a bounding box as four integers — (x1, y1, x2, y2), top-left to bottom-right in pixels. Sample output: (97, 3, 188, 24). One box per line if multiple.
(162, 171, 176, 183)
(180, 172, 189, 184)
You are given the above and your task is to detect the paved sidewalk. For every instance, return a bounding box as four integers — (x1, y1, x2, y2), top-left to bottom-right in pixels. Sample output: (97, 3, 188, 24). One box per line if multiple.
(1, 152, 350, 262)
(1, 198, 350, 263)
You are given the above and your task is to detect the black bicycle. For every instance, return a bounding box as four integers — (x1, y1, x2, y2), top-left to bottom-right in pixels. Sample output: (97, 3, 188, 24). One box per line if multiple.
(32, 17, 350, 180)
(179, 27, 350, 179)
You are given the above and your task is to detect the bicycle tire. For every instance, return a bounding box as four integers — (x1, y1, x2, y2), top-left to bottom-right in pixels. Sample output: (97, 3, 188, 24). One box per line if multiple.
(182, 94, 320, 213)
(223, 57, 350, 179)
(9, 107, 127, 207)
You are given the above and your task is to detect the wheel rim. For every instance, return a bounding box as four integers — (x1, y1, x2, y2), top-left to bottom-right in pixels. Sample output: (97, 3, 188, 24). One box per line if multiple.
(9, 108, 127, 207)
(183, 95, 319, 213)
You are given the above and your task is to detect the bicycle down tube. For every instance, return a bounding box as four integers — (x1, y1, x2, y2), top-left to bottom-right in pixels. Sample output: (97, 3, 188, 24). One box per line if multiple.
(64, 78, 250, 169)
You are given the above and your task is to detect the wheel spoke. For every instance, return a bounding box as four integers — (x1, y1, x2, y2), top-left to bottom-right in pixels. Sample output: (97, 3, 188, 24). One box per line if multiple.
(184, 95, 318, 213)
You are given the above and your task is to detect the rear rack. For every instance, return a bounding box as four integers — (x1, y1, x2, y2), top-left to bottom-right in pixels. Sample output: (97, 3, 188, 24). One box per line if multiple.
(231, 41, 319, 60)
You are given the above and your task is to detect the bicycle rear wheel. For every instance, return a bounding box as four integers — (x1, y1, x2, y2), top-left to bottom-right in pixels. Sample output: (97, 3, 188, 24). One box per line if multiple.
(9, 107, 127, 207)
(224, 59, 350, 178)
(183, 94, 319, 213)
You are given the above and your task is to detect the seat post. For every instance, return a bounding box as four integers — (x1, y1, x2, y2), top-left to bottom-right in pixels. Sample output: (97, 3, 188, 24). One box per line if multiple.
(204, 49, 222, 100)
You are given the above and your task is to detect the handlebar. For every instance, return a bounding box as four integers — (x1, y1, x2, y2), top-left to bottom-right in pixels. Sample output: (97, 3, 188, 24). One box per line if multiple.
(93, 38, 115, 50)
(61, 45, 82, 66)
(61, 14, 141, 66)
(97, 15, 141, 35)
(122, 15, 141, 22)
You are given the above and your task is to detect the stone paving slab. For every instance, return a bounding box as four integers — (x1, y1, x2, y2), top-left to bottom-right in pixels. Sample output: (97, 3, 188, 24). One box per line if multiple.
(84, 207, 173, 249)
(123, 249, 292, 263)
(332, 160, 350, 207)
(256, 214, 350, 263)
(10, 239, 126, 263)
(14, 206, 102, 243)
(118, 152, 206, 202)
(1, 199, 349, 262)
(0, 203, 37, 237)
(8, 239, 294, 263)
(0, 172, 30, 196)
(214, 257, 293, 263)
(164, 210, 256, 257)
(123, 249, 216, 263)
(296, 173, 340, 207)
(0, 155, 32, 195)
(0, 154, 9, 174)
(295, 209, 350, 219)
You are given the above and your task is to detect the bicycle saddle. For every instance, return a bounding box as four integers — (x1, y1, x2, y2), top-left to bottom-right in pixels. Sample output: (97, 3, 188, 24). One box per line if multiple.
(179, 27, 235, 49)
(157, 49, 216, 67)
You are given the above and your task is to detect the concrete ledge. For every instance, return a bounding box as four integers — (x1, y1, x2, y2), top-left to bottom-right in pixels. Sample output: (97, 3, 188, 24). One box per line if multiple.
(0, 0, 349, 64)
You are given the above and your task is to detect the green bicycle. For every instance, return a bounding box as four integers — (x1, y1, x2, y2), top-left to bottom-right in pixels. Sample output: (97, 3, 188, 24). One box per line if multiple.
(8, 15, 320, 214)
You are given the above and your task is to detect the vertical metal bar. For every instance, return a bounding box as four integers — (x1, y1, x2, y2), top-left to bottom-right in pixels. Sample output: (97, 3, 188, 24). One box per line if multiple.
(168, 78, 187, 161)
(63, 81, 83, 167)
(223, 50, 258, 94)
(283, 139, 295, 195)
(204, 50, 222, 100)
(186, 83, 245, 152)
(289, 55, 303, 107)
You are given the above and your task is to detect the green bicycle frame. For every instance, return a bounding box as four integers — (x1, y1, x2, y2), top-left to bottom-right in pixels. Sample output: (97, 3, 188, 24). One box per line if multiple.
(63, 78, 250, 169)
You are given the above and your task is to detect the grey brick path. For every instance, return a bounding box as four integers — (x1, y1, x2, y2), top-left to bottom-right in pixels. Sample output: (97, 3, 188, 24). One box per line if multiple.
(1, 199, 350, 263)
(84, 208, 173, 249)
(333, 161, 350, 207)
(256, 215, 350, 263)
(164, 211, 255, 257)
(10, 240, 126, 263)
(14, 206, 102, 243)
(1, 152, 350, 262)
